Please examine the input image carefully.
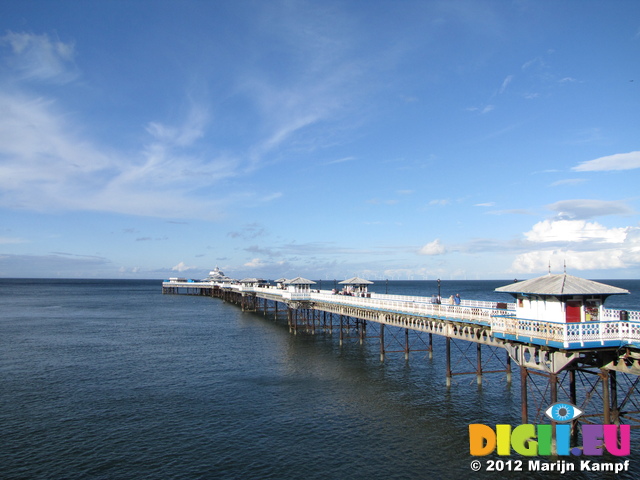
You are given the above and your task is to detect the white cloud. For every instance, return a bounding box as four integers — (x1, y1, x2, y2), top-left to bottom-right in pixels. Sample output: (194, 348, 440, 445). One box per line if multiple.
(510, 249, 626, 274)
(524, 219, 628, 244)
(172, 261, 196, 272)
(572, 151, 640, 172)
(419, 239, 446, 255)
(509, 220, 640, 274)
(244, 258, 267, 268)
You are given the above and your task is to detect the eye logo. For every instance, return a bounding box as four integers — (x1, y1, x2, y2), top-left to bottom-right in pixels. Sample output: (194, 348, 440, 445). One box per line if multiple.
(545, 402, 583, 423)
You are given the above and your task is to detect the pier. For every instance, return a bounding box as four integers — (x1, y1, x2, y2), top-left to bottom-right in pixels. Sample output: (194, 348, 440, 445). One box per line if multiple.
(163, 271, 640, 436)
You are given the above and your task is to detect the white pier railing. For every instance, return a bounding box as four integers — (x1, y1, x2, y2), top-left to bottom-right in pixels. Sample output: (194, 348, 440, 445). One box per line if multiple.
(162, 280, 640, 350)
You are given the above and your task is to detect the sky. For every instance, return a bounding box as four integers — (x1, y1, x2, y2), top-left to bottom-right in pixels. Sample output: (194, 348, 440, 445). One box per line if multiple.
(0, 0, 639, 281)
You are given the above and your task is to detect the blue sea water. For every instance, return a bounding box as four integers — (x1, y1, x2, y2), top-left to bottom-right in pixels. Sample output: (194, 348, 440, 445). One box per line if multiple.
(1, 278, 639, 479)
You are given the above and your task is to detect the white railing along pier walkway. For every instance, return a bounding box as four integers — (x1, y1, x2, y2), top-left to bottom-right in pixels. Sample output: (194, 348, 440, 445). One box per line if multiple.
(162, 280, 640, 352)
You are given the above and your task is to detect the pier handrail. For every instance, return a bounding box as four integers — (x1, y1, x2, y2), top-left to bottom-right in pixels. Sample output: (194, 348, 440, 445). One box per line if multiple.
(163, 280, 640, 349)
(306, 291, 510, 324)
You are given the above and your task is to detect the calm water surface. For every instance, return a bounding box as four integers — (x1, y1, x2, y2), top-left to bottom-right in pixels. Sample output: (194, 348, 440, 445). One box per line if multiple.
(1, 279, 639, 479)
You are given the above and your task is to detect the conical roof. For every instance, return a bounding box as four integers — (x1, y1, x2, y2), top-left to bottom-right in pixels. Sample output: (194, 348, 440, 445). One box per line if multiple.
(495, 274, 629, 296)
(285, 277, 316, 285)
(339, 276, 373, 285)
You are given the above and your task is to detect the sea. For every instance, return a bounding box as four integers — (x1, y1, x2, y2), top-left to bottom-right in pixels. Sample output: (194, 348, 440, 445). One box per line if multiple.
(2, 278, 640, 480)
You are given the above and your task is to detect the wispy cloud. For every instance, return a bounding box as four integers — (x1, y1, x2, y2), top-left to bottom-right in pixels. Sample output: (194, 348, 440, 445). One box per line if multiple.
(468, 104, 495, 114)
(549, 178, 586, 187)
(227, 223, 267, 240)
(0, 31, 78, 83)
(486, 209, 533, 216)
(324, 156, 356, 166)
(238, 3, 369, 171)
(547, 199, 635, 219)
(0, 253, 111, 277)
(0, 92, 235, 219)
(0, 236, 27, 245)
(499, 74, 514, 94)
(572, 151, 640, 172)
(428, 198, 450, 206)
(145, 104, 208, 147)
(0, 14, 368, 221)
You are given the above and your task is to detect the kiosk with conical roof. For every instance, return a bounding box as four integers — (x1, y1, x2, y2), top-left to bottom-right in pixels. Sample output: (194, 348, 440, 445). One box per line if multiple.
(495, 273, 629, 324)
(339, 276, 373, 297)
(283, 277, 316, 298)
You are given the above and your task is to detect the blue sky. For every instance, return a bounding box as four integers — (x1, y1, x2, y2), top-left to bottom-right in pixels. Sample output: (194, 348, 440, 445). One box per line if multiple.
(1, 0, 639, 280)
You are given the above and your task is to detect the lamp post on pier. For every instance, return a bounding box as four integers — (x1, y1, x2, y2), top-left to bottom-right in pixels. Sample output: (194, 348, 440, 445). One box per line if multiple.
(437, 278, 441, 304)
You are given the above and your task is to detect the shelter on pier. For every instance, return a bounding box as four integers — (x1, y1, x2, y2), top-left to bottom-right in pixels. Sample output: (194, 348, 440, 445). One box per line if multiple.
(274, 278, 288, 289)
(339, 276, 373, 296)
(285, 277, 316, 293)
(239, 278, 267, 288)
(495, 273, 629, 323)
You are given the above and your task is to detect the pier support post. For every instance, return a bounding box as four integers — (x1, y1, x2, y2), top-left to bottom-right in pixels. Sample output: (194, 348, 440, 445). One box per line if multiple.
(520, 366, 528, 424)
(610, 370, 619, 424)
(339, 315, 344, 346)
(428, 333, 433, 360)
(569, 369, 578, 446)
(404, 328, 410, 361)
(550, 373, 558, 454)
(601, 369, 611, 425)
(506, 353, 512, 383)
(476, 343, 482, 386)
(445, 337, 452, 387)
(287, 307, 293, 333)
(380, 324, 385, 362)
